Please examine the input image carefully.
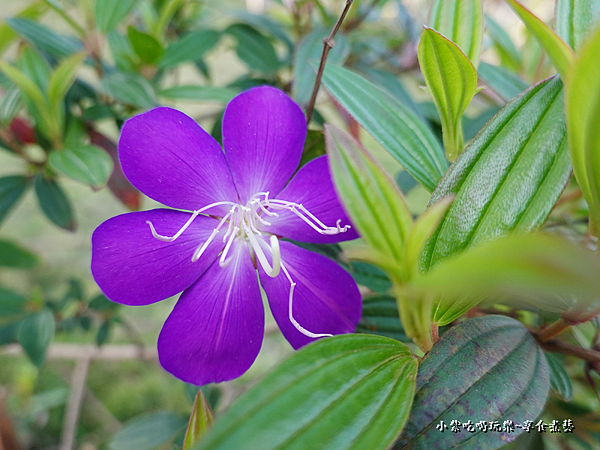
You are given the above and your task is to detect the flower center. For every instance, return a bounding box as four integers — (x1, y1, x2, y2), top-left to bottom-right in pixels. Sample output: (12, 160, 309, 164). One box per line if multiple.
(145, 192, 351, 339)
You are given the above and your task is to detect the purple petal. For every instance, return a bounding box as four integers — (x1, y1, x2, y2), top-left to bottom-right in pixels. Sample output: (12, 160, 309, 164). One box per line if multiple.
(158, 241, 264, 385)
(91, 209, 223, 306)
(265, 155, 359, 243)
(259, 241, 361, 349)
(119, 107, 238, 214)
(222, 86, 306, 203)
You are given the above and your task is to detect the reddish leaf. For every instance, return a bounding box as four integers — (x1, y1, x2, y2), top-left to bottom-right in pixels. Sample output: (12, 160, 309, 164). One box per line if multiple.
(9, 117, 36, 144)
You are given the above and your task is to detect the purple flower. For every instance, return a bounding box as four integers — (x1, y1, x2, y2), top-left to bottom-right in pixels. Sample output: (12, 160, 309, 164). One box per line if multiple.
(91, 86, 361, 385)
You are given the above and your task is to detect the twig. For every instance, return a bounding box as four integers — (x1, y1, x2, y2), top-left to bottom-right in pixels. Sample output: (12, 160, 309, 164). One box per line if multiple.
(344, 0, 382, 32)
(305, 0, 354, 124)
(59, 357, 90, 450)
(541, 339, 600, 364)
(535, 318, 571, 343)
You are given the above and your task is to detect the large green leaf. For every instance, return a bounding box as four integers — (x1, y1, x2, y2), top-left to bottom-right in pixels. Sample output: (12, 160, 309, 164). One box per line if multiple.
(0, 175, 30, 226)
(395, 315, 550, 450)
(478, 62, 529, 102)
(194, 334, 417, 450)
(292, 28, 350, 107)
(49, 144, 113, 188)
(505, 0, 574, 79)
(127, 26, 164, 65)
(158, 29, 220, 69)
(565, 26, 600, 234)
(226, 24, 280, 74)
(0, 239, 38, 269)
(555, 0, 600, 51)
(17, 308, 56, 367)
(7, 18, 82, 59)
(428, 0, 483, 65)
(325, 124, 412, 270)
(418, 27, 478, 160)
(422, 76, 570, 271)
(322, 65, 448, 192)
(109, 411, 187, 450)
(34, 175, 76, 231)
(96, 0, 139, 33)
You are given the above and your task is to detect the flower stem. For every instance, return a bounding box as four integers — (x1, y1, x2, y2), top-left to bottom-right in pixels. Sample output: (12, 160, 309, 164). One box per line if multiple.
(305, 0, 354, 124)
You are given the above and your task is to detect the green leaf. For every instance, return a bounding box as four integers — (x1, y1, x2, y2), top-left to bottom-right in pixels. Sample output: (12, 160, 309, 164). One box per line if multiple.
(418, 27, 478, 161)
(325, 124, 413, 270)
(109, 411, 187, 450)
(486, 15, 521, 71)
(356, 295, 407, 342)
(194, 334, 417, 450)
(183, 390, 214, 449)
(101, 71, 155, 108)
(49, 144, 113, 188)
(0, 286, 28, 317)
(299, 129, 326, 167)
(505, 0, 574, 79)
(48, 52, 85, 107)
(0, 321, 20, 345)
(0, 2, 48, 55)
(17, 46, 51, 91)
(565, 26, 600, 235)
(546, 353, 572, 401)
(158, 29, 220, 69)
(292, 28, 350, 107)
(478, 62, 529, 102)
(394, 315, 550, 450)
(422, 77, 570, 272)
(414, 233, 600, 314)
(7, 18, 82, 59)
(127, 26, 164, 65)
(0, 175, 30, 226)
(34, 175, 76, 231)
(0, 239, 38, 269)
(158, 86, 237, 103)
(17, 309, 56, 367)
(228, 10, 294, 53)
(349, 261, 391, 294)
(555, 0, 600, 51)
(321, 64, 448, 192)
(226, 24, 280, 74)
(96, 0, 138, 33)
(0, 59, 48, 115)
(0, 85, 23, 126)
(428, 0, 483, 65)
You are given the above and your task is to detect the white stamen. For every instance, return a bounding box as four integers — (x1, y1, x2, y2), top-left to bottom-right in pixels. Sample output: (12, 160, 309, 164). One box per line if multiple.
(280, 261, 333, 339)
(243, 220, 280, 277)
(219, 226, 239, 268)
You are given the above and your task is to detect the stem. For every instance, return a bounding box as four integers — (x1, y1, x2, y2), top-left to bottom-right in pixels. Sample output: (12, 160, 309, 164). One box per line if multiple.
(305, 0, 354, 124)
(535, 318, 571, 343)
(541, 339, 600, 364)
(45, 0, 87, 38)
(344, 0, 382, 32)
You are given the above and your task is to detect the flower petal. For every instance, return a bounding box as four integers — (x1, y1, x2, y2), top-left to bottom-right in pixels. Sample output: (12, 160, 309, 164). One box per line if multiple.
(265, 155, 359, 243)
(158, 241, 264, 385)
(259, 241, 361, 349)
(91, 209, 224, 306)
(222, 86, 306, 203)
(119, 107, 238, 213)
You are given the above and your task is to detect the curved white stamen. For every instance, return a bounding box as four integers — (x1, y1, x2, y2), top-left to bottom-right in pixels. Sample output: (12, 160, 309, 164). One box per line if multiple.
(219, 226, 239, 268)
(192, 212, 234, 262)
(280, 261, 333, 339)
(243, 220, 280, 277)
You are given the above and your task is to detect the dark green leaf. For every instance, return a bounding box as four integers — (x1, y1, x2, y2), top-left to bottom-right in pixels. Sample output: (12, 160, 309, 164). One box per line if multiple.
(0, 321, 21, 345)
(356, 295, 407, 342)
(0, 175, 30, 226)
(546, 352, 572, 401)
(108, 30, 136, 72)
(293, 28, 349, 107)
(555, 0, 600, 51)
(88, 293, 119, 311)
(228, 10, 293, 52)
(195, 334, 417, 450)
(101, 71, 155, 108)
(17, 309, 56, 367)
(109, 411, 188, 450)
(299, 129, 326, 167)
(7, 18, 83, 59)
(428, 0, 483, 64)
(127, 26, 164, 65)
(462, 107, 500, 142)
(96, 320, 111, 346)
(395, 315, 550, 450)
(349, 261, 391, 294)
(478, 62, 529, 102)
(423, 77, 570, 270)
(322, 65, 448, 192)
(0, 286, 28, 317)
(34, 175, 76, 231)
(49, 144, 113, 188)
(96, 0, 139, 33)
(485, 15, 521, 71)
(226, 24, 280, 74)
(0, 239, 38, 269)
(158, 86, 237, 103)
(158, 30, 220, 69)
